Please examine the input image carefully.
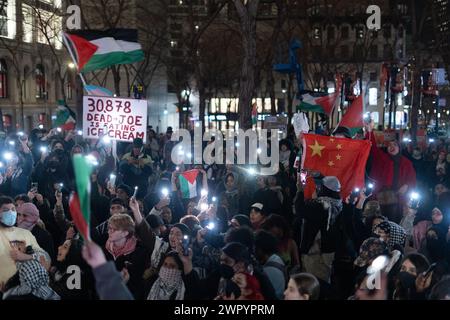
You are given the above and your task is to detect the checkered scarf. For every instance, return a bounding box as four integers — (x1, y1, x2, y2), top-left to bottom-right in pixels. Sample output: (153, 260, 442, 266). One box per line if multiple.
(2, 260, 60, 300)
(375, 221, 406, 250)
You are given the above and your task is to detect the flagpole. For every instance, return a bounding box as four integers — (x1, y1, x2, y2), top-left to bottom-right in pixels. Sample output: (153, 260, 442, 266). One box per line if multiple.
(63, 33, 88, 88)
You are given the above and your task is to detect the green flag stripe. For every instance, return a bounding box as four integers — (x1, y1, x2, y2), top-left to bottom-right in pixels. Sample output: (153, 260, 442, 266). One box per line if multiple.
(73, 155, 93, 224)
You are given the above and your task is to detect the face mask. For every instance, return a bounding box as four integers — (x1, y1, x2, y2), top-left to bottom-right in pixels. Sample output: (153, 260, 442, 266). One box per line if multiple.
(396, 271, 416, 289)
(17, 219, 36, 231)
(1, 210, 17, 227)
(159, 266, 182, 287)
(219, 264, 235, 280)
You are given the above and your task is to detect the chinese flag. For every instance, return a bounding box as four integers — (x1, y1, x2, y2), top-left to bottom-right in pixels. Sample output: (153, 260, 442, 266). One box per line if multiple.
(302, 134, 371, 198)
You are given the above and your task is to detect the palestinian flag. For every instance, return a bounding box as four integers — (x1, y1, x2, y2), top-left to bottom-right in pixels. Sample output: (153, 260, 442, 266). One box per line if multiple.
(64, 29, 144, 73)
(69, 155, 93, 241)
(297, 76, 342, 115)
(337, 94, 364, 136)
(179, 169, 199, 199)
(53, 100, 76, 130)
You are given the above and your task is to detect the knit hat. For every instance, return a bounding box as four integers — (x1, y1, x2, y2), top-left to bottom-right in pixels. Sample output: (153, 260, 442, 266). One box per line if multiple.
(232, 215, 251, 228)
(17, 203, 40, 218)
(322, 176, 341, 193)
(354, 237, 389, 267)
(146, 214, 164, 229)
(222, 242, 250, 264)
(116, 184, 133, 197)
(171, 223, 191, 237)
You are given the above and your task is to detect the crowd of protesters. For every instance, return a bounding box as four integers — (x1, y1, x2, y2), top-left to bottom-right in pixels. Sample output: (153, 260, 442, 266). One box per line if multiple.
(0, 122, 449, 301)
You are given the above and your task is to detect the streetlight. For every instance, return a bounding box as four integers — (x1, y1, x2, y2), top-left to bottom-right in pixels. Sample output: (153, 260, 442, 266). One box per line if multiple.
(68, 62, 76, 69)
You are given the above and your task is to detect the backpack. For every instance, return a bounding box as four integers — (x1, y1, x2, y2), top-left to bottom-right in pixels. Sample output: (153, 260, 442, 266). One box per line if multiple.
(264, 260, 288, 287)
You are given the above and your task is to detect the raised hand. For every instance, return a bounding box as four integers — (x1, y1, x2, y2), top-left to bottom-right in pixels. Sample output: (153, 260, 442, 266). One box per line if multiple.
(82, 241, 107, 269)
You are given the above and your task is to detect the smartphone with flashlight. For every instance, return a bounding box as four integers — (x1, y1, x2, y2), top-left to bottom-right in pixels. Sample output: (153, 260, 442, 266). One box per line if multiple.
(365, 183, 374, 197)
(409, 192, 420, 209)
(300, 170, 307, 186)
(109, 174, 116, 188)
(161, 187, 169, 199)
(132, 186, 138, 199)
(182, 235, 190, 256)
(56, 183, 63, 192)
(31, 182, 38, 192)
(350, 187, 360, 203)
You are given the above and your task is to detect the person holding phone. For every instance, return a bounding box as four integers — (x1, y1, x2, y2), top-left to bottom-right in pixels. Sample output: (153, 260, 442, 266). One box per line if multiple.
(0, 136, 33, 198)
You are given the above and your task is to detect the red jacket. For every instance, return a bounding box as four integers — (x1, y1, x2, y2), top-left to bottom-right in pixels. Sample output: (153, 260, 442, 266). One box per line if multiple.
(367, 132, 416, 193)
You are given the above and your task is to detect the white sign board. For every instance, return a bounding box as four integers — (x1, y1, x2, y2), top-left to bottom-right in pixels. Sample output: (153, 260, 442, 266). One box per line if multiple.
(83, 96, 147, 142)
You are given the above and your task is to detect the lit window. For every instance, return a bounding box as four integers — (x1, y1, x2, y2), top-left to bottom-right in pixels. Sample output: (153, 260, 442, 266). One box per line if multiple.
(369, 88, 378, 105)
(23, 5, 33, 43)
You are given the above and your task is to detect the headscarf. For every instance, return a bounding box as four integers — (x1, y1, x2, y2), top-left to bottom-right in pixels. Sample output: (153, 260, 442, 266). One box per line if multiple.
(147, 252, 185, 300)
(3, 260, 60, 300)
(16, 203, 40, 230)
(375, 221, 407, 250)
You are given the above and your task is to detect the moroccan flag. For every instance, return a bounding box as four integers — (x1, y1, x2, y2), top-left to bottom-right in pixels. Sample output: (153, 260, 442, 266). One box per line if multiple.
(179, 169, 199, 199)
(251, 103, 258, 125)
(69, 155, 93, 240)
(297, 76, 341, 115)
(53, 100, 76, 130)
(302, 133, 371, 198)
(64, 29, 144, 73)
(337, 94, 364, 136)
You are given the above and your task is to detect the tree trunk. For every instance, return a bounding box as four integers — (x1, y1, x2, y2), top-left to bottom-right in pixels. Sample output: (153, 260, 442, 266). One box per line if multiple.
(198, 87, 206, 133)
(16, 77, 24, 130)
(112, 66, 121, 96)
(233, 0, 259, 130)
(268, 69, 276, 115)
(410, 62, 422, 144)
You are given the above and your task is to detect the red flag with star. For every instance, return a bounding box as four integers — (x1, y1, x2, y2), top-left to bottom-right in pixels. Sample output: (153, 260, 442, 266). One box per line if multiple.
(302, 133, 371, 198)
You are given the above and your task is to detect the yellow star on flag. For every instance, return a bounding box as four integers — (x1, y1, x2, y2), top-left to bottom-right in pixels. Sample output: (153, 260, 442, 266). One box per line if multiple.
(328, 161, 335, 167)
(330, 138, 335, 142)
(337, 144, 342, 150)
(336, 154, 342, 160)
(309, 140, 326, 157)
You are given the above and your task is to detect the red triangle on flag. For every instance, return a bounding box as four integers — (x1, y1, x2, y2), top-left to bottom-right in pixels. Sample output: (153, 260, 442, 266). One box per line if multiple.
(315, 92, 339, 115)
(65, 33, 98, 71)
(338, 94, 364, 129)
(181, 169, 199, 185)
